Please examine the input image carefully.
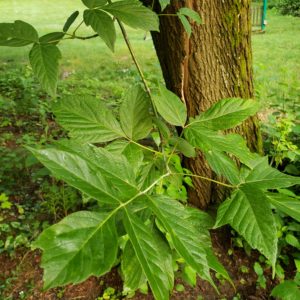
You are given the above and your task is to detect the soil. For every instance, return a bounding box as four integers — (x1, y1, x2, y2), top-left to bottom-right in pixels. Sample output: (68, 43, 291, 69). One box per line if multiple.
(1, 227, 282, 300)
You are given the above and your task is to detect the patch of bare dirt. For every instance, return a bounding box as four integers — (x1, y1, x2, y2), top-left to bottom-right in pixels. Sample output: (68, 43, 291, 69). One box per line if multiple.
(1, 228, 284, 300)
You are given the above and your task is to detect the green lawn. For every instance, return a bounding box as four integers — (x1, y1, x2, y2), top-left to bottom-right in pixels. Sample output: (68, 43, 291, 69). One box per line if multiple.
(252, 10, 300, 109)
(0, 2, 299, 108)
(0, 0, 162, 104)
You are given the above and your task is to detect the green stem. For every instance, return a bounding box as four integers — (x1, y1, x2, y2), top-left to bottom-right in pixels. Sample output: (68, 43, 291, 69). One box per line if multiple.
(116, 19, 158, 117)
(173, 172, 236, 189)
(73, 20, 84, 35)
(166, 130, 184, 166)
(158, 14, 177, 17)
(128, 139, 163, 156)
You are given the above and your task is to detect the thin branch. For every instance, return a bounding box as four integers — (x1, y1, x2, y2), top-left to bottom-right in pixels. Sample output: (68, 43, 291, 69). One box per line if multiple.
(73, 20, 84, 35)
(173, 172, 237, 189)
(158, 14, 178, 17)
(74, 33, 99, 40)
(116, 19, 158, 117)
(128, 139, 163, 156)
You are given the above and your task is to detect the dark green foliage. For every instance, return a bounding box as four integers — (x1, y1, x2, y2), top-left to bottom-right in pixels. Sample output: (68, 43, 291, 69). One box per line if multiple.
(276, 0, 300, 17)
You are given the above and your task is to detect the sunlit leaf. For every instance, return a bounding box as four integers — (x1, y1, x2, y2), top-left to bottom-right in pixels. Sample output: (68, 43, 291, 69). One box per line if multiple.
(33, 211, 118, 289)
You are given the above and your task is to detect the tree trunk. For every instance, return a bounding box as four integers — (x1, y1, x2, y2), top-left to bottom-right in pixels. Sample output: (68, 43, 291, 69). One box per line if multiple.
(151, 0, 263, 209)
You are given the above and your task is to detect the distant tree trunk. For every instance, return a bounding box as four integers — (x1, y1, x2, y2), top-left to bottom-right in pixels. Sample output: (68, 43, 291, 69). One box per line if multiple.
(151, 0, 262, 209)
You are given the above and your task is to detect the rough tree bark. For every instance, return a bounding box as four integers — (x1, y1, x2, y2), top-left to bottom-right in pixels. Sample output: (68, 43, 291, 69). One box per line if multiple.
(151, 0, 263, 209)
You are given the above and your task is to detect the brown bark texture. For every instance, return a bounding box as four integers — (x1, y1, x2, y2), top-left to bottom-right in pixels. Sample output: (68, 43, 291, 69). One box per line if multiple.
(151, 0, 262, 208)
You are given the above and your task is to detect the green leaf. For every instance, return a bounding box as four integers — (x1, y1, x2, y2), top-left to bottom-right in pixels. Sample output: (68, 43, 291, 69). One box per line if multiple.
(52, 96, 125, 143)
(122, 240, 147, 292)
(153, 84, 187, 127)
(84, 9, 116, 52)
(33, 211, 118, 289)
(27, 147, 122, 205)
(105, 139, 129, 154)
(266, 193, 300, 222)
(189, 98, 259, 131)
(241, 157, 300, 190)
(184, 125, 257, 167)
(103, 0, 159, 31)
(285, 233, 300, 249)
(122, 143, 144, 175)
(29, 43, 61, 96)
(177, 14, 191, 36)
(271, 281, 300, 300)
(63, 11, 80, 32)
(147, 195, 215, 287)
(82, 0, 107, 8)
(39, 32, 65, 45)
(120, 85, 152, 141)
(0, 20, 38, 47)
(153, 117, 170, 139)
(182, 265, 196, 287)
(185, 207, 214, 231)
(205, 150, 240, 185)
(122, 223, 173, 293)
(54, 140, 138, 198)
(169, 137, 196, 158)
(158, 0, 170, 11)
(122, 209, 172, 300)
(185, 207, 232, 285)
(215, 188, 278, 268)
(178, 8, 202, 25)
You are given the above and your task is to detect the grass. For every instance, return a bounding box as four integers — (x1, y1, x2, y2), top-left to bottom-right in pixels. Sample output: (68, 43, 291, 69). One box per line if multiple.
(0, 0, 162, 105)
(252, 9, 300, 110)
(0, 3, 299, 113)
(0, 3, 299, 109)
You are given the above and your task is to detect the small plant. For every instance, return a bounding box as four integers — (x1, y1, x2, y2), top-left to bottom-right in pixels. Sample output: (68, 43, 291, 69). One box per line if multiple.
(253, 262, 267, 289)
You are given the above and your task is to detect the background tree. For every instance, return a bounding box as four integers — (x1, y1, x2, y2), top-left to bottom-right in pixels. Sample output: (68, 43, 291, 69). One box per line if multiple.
(151, 0, 263, 208)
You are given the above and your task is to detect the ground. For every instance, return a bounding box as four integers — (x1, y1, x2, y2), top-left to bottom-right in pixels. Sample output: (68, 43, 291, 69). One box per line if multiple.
(0, 2, 300, 300)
